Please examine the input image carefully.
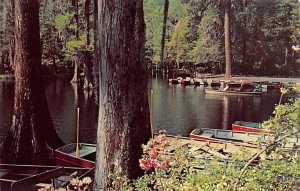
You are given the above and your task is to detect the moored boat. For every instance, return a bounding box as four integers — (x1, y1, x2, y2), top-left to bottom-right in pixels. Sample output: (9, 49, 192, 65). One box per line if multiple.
(55, 143, 96, 168)
(168, 78, 180, 84)
(232, 121, 275, 134)
(205, 89, 262, 96)
(189, 128, 299, 147)
(0, 164, 91, 191)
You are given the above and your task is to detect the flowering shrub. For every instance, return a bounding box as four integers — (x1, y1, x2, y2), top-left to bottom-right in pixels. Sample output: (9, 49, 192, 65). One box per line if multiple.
(37, 176, 92, 191)
(137, 131, 191, 190)
(68, 177, 92, 191)
(139, 132, 172, 171)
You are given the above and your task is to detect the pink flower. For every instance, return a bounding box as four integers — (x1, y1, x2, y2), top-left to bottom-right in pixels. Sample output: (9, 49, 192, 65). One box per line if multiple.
(153, 162, 161, 169)
(149, 149, 158, 158)
(82, 177, 92, 185)
(160, 159, 169, 168)
(139, 159, 150, 171)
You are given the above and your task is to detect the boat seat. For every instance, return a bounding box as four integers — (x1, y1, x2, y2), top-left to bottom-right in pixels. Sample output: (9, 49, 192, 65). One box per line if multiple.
(201, 133, 214, 138)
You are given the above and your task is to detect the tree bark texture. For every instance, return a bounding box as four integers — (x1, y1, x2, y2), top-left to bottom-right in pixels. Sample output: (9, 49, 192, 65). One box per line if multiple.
(224, 0, 232, 79)
(94, 0, 151, 189)
(160, 0, 169, 73)
(1, 0, 63, 164)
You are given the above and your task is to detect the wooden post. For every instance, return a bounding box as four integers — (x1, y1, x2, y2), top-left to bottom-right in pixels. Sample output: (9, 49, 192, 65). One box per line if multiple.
(75, 107, 80, 158)
(150, 90, 154, 139)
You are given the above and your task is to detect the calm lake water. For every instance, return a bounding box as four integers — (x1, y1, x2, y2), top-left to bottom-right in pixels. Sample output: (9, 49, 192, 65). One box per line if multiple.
(0, 76, 296, 145)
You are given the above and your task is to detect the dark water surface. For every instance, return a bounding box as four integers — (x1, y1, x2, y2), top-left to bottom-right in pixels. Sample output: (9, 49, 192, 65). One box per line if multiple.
(0, 76, 295, 145)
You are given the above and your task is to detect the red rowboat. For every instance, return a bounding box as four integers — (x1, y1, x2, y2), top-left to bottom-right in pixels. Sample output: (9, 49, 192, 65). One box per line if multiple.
(55, 143, 96, 168)
(232, 121, 275, 134)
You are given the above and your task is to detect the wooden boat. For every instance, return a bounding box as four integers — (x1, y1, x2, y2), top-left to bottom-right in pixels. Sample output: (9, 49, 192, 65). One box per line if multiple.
(168, 78, 179, 84)
(0, 164, 91, 191)
(232, 121, 275, 134)
(180, 77, 191, 85)
(205, 89, 262, 96)
(55, 143, 96, 168)
(189, 128, 299, 147)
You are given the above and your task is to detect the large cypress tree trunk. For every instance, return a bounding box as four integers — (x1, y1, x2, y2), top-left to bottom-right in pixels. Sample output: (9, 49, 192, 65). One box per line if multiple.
(0, 0, 63, 164)
(160, 0, 169, 74)
(94, 0, 151, 190)
(224, 0, 232, 79)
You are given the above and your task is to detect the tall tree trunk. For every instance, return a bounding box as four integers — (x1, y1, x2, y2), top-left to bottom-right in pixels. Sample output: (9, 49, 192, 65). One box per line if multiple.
(160, 0, 169, 74)
(224, 0, 232, 79)
(241, 34, 246, 74)
(92, 0, 99, 104)
(0, 0, 63, 164)
(83, 0, 93, 90)
(94, 0, 151, 190)
(0, 53, 3, 74)
(70, 60, 79, 83)
(284, 47, 288, 75)
(70, 0, 80, 84)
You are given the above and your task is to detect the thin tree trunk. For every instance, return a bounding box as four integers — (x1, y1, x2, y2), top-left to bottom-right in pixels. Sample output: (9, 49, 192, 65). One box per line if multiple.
(160, 0, 169, 74)
(1, 0, 63, 164)
(94, 0, 151, 190)
(3, 0, 15, 71)
(83, 0, 93, 90)
(9, 37, 15, 70)
(0, 53, 3, 74)
(241, 35, 246, 74)
(224, 0, 232, 79)
(71, 60, 79, 83)
(92, 0, 99, 104)
(71, 0, 80, 84)
(52, 57, 56, 74)
(284, 47, 288, 74)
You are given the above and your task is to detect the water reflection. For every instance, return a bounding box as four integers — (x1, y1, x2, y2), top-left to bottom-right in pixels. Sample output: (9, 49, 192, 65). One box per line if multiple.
(0, 78, 98, 145)
(0, 76, 291, 145)
(151, 77, 285, 136)
(222, 96, 229, 130)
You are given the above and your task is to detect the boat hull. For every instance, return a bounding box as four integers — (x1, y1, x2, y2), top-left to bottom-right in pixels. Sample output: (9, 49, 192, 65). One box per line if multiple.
(55, 152, 95, 168)
(232, 121, 275, 134)
(54, 143, 96, 168)
(205, 89, 262, 96)
(190, 128, 299, 148)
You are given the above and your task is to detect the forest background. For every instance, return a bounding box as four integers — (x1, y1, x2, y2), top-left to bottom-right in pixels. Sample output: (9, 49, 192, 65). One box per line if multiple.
(0, 0, 300, 79)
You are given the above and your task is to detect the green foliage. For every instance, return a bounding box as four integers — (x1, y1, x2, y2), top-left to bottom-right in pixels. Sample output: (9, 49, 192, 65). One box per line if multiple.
(143, 0, 300, 75)
(166, 18, 191, 66)
(232, 0, 299, 75)
(262, 98, 300, 134)
(189, 7, 224, 65)
(39, 0, 95, 71)
(54, 13, 74, 33)
(144, 0, 188, 63)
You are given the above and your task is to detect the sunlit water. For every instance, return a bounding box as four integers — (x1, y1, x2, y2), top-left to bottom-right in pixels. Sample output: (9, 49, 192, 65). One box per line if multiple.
(0, 76, 296, 146)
